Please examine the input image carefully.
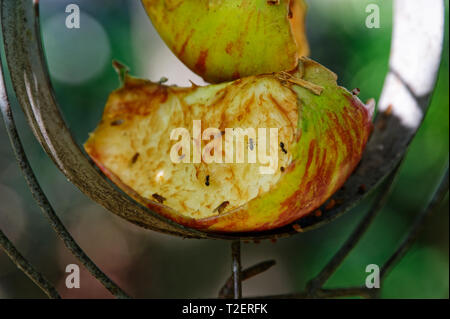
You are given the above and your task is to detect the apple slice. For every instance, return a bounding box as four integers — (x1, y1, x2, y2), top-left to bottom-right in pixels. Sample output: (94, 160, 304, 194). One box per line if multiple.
(85, 58, 373, 232)
(141, 0, 309, 83)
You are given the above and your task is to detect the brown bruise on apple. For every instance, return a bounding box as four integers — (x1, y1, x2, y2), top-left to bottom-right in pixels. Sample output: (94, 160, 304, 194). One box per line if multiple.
(85, 74, 296, 220)
(85, 58, 373, 233)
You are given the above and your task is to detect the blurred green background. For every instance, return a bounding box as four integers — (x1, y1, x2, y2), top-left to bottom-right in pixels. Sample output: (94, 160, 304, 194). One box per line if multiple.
(0, 0, 448, 298)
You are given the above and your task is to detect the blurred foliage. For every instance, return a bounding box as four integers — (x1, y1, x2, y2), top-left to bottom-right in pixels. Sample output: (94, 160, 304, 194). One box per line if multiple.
(0, 0, 448, 298)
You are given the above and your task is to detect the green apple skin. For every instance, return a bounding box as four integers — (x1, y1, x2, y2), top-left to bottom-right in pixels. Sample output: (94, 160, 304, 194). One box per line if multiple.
(141, 0, 309, 83)
(85, 58, 373, 233)
(175, 58, 374, 232)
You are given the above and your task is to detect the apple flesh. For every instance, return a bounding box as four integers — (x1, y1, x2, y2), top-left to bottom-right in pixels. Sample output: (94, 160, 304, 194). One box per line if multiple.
(141, 0, 309, 83)
(84, 58, 373, 233)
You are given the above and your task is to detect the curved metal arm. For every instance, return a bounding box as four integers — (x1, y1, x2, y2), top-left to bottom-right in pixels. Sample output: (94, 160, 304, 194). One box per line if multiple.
(380, 164, 449, 280)
(0, 0, 211, 239)
(307, 165, 401, 295)
(0, 0, 445, 241)
(0, 230, 60, 298)
(0, 0, 446, 300)
(0, 48, 130, 299)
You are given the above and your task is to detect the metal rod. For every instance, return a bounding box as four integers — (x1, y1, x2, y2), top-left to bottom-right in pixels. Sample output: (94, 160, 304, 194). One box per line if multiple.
(381, 164, 449, 280)
(219, 259, 276, 298)
(0, 229, 61, 299)
(0, 56, 131, 299)
(0, 56, 59, 299)
(307, 167, 401, 295)
(231, 240, 242, 299)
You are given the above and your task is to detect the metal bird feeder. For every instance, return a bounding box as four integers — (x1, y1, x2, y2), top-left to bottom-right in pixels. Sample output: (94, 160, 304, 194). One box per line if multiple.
(0, 0, 447, 299)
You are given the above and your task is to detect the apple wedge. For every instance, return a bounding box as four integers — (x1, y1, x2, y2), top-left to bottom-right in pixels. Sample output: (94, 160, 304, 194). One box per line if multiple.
(85, 58, 373, 232)
(141, 0, 309, 83)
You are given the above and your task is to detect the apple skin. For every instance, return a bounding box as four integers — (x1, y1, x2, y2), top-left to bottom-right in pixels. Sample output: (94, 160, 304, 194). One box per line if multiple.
(141, 0, 309, 83)
(153, 59, 373, 232)
(85, 58, 373, 233)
